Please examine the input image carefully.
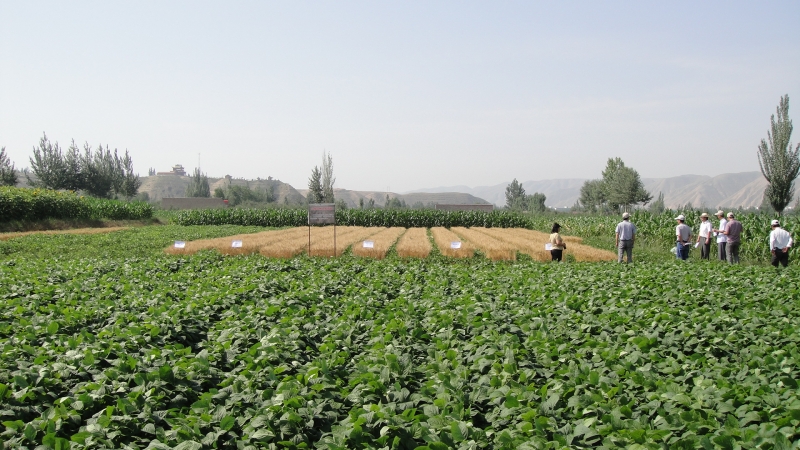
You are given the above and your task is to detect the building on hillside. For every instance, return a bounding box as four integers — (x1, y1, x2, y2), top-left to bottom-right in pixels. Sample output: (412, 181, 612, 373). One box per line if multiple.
(157, 164, 187, 176)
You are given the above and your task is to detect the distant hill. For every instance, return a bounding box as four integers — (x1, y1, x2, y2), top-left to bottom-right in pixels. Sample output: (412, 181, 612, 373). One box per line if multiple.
(298, 188, 492, 208)
(408, 172, 795, 209)
(139, 175, 306, 204)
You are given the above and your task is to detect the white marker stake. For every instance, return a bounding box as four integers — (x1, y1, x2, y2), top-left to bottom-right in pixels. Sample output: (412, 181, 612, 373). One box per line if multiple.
(232, 240, 243, 248)
(174, 241, 186, 249)
(450, 241, 462, 249)
(545, 243, 552, 251)
(363, 240, 374, 248)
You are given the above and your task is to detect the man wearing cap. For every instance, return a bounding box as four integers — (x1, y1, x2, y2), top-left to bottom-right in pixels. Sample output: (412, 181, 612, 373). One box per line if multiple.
(712, 210, 727, 261)
(722, 212, 743, 264)
(769, 220, 793, 267)
(696, 213, 713, 260)
(615, 212, 636, 263)
(675, 215, 692, 260)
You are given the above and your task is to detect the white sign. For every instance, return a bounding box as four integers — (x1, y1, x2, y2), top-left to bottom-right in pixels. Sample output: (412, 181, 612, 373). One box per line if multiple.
(545, 243, 552, 251)
(174, 241, 186, 249)
(362, 240, 374, 248)
(450, 241, 462, 249)
(232, 240, 243, 248)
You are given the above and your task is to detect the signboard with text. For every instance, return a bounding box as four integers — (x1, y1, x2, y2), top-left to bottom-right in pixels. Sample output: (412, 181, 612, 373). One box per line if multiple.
(308, 203, 336, 225)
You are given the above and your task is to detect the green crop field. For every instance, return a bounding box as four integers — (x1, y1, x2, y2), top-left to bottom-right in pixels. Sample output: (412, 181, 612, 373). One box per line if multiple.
(1, 224, 798, 449)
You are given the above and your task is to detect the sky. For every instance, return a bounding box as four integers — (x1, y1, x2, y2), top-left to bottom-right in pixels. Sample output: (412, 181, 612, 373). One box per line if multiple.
(1, 2, 799, 193)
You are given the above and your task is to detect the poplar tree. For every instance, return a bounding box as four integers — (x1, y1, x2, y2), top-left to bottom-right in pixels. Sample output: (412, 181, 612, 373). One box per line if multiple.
(186, 168, 211, 198)
(307, 166, 323, 204)
(505, 179, 526, 209)
(758, 95, 800, 215)
(321, 151, 335, 203)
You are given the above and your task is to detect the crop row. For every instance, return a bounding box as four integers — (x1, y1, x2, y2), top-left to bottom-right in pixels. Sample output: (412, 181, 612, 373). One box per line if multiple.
(0, 187, 153, 222)
(0, 255, 797, 448)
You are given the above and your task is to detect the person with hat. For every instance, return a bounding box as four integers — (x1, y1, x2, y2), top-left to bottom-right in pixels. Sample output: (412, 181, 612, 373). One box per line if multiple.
(696, 213, 713, 260)
(615, 212, 636, 263)
(549, 222, 567, 261)
(769, 219, 793, 267)
(722, 212, 743, 264)
(675, 214, 692, 260)
(712, 210, 728, 261)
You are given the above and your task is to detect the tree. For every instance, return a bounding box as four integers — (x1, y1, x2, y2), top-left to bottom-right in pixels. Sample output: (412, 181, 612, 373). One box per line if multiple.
(649, 191, 665, 214)
(120, 150, 141, 198)
(527, 192, 547, 213)
(505, 179, 526, 209)
(28, 133, 67, 189)
(0, 147, 18, 186)
(578, 179, 606, 212)
(81, 144, 121, 198)
(757, 95, 800, 215)
(214, 187, 225, 199)
(307, 166, 323, 203)
(321, 151, 335, 203)
(358, 198, 364, 209)
(599, 157, 651, 211)
(186, 168, 211, 198)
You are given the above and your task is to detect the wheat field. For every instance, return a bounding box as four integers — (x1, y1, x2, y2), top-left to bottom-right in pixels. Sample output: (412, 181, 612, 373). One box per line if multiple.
(351, 227, 406, 259)
(451, 227, 517, 261)
(163, 226, 615, 261)
(431, 227, 474, 258)
(395, 227, 432, 258)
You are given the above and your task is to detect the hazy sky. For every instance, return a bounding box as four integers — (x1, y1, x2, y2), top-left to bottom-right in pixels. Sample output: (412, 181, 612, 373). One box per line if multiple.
(2, 2, 799, 193)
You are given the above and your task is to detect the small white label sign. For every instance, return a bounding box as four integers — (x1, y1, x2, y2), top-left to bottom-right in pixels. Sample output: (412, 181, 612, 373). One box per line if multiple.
(362, 240, 374, 248)
(232, 240, 243, 248)
(174, 241, 186, 249)
(545, 243, 552, 251)
(450, 241, 462, 249)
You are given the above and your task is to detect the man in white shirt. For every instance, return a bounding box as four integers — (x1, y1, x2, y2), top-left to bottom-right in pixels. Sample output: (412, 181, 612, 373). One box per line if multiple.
(615, 212, 636, 263)
(712, 210, 728, 261)
(675, 214, 692, 260)
(696, 213, 713, 260)
(769, 219, 793, 267)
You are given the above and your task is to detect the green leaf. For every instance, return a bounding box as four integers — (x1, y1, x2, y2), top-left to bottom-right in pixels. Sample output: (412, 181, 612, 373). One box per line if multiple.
(173, 441, 203, 450)
(71, 431, 93, 444)
(220, 415, 235, 431)
(47, 321, 59, 334)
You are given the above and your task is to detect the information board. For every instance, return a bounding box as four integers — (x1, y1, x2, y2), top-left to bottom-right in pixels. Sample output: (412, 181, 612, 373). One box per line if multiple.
(308, 203, 336, 225)
(450, 241, 462, 249)
(174, 241, 186, 249)
(363, 240, 374, 248)
(231, 240, 243, 248)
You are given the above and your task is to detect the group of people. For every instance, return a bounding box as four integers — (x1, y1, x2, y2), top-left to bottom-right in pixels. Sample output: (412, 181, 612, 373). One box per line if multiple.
(611, 211, 793, 267)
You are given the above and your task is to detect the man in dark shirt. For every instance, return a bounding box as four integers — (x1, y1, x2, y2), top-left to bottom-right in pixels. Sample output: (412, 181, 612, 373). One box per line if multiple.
(723, 212, 743, 264)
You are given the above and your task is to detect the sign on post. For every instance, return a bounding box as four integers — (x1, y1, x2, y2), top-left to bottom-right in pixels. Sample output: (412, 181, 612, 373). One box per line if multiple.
(308, 203, 336, 225)
(363, 240, 374, 248)
(174, 241, 186, 249)
(308, 203, 337, 257)
(450, 241, 462, 249)
(231, 240, 243, 248)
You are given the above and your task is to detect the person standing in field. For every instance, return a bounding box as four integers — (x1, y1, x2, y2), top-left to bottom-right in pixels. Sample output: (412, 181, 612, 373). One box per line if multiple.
(549, 223, 566, 262)
(722, 212, 743, 264)
(769, 219, 793, 267)
(712, 210, 728, 261)
(696, 213, 713, 260)
(675, 214, 692, 260)
(615, 212, 636, 263)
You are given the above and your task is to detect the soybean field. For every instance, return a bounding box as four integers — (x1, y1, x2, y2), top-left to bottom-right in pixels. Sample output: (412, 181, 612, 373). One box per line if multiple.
(0, 225, 798, 449)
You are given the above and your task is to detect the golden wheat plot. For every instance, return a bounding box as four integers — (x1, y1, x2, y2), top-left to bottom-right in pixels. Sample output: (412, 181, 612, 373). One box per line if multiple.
(0, 227, 130, 241)
(395, 227, 432, 258)
(164, 227, 308, 256)
(309, 226, 376, 257)
(476, 228, 615, 262)
(451, 227, 516, 261)
(352, 227, 406, 259)
(431, 227, 474, 258)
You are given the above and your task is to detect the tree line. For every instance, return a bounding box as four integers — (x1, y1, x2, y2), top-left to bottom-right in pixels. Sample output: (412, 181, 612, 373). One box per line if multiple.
(0, 133, 142, 199)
